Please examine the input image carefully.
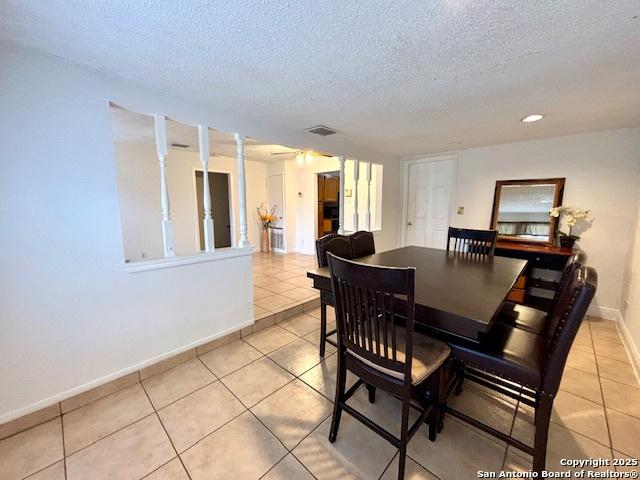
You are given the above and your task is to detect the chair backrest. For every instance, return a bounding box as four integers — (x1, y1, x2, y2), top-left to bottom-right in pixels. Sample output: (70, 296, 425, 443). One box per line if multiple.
(350, 231, 376, 258)
(542, 266, 597, 395)
(316, 233, 352, 267)
(447, 227, 497, 257)
(548, 250, 587, 318)
(328, 253, 416, 383)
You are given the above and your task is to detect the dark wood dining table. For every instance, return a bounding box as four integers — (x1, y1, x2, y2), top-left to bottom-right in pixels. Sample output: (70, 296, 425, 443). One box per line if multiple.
(306, 245, 528, 342)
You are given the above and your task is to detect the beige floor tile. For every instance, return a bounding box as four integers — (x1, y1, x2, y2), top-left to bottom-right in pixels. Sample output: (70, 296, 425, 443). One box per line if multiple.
(61, 372, 140, 414)
(597, 356, 639, 386)
(142, 359, 216, 409)
(559, 366, 602, 404)
(380, 455, 438, 480)
(566, 348, 598, 375)
(550, 390, 609, 445)
(589, 317, 618, 330)
(199, 339, 263, 378)
(157, 381, 246, 452)
(253, 287, 273, 300)
(306, 305, 336, 321)
(254, 306, 273, 320)
(448, 383, 517, 435)
(255, 294, 295, 311)
(0, 418, 63, 480)
(293, 415, 397, 480)
(591, 327, 624, 345)
(594, 340, 631, 363)
(286, 275, 314, 287)
(180, 411, 286, 480)
(613, 451, 640, 474)
(242, 325, 298, 354)
(278, 313, 320, 336)
(262, 282, 297, 294)
(144, 458, 190, 480)
(253, 274, 279, 288)
(601, 378, 640, 419)
(272, 271, 300, 281)
(251, 379, 332, 449)
(607, 408, 640, 458)
(407, 418, 506, 479)
(0, 403, 60, 440)
(63, 382, 154, 454)
(299, 354, 357, 401)
(140, 349, 196, 380)
(268, 338, 323, 376)
(303, 329, 338, 354)
(25, 460, 65, 480)
(502, 450, 532, 472)
(281, 287, 316, 301)
(66, 415, 175, 480)
(262, 454, 314, 480)
(221, 357, 294, 407)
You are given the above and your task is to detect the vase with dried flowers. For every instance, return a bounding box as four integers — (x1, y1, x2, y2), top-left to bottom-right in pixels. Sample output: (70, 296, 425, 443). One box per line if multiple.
(257, 202, 278, 253)
(549, 206, 592, 249)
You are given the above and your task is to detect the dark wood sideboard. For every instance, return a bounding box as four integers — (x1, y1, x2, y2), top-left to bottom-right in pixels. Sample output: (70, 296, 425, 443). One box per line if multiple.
(495, 241, 574, 310)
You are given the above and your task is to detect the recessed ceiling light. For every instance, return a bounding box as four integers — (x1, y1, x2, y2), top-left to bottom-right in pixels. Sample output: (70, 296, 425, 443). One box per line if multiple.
(521, 114, 544, 123)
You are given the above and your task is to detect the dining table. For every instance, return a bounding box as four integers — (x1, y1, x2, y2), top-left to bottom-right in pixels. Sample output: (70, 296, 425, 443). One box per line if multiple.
(306, 245, 528, 342)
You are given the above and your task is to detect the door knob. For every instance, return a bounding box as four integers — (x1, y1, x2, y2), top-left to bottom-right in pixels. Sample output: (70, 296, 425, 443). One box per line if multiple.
(407, 222, 412, 226)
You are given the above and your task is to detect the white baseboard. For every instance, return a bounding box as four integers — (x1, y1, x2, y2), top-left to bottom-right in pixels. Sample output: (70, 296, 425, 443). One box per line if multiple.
(616, 312, 640, 385)
(587, 305, 619, 321)
(0, 318, 254, 425)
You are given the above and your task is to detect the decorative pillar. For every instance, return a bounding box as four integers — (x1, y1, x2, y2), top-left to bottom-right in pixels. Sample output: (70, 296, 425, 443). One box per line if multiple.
(198, 125, 215, 252)
(338, 156, 346, 234)
(365, 162, 372, 230)
(353, 159, 360, 231)
(234, 133, 250, 247)
(154, 115, 175, 257)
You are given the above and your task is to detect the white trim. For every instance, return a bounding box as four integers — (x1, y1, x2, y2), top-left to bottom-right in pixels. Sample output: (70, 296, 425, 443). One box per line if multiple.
(616, 312, 640, 385)
(587, 305, 619, 321)
(124, 247, 252, 273)
(0, 317, 254, 425)
(400, 153, 459, 246)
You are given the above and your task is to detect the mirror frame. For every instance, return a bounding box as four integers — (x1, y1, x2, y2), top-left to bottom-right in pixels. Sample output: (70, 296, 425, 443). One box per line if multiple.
(490, 178, 565, 246)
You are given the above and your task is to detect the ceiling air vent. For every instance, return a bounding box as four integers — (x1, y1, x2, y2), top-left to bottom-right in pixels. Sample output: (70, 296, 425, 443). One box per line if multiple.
(305, 125, 338, 136)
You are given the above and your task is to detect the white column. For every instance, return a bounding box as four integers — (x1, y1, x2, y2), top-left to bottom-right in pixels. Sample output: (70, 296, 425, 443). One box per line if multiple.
(154, 115, 175, 257)
(353, 159, 360, 231)
(198, 125, 215, 252)
(338, 156, 346, 234)
(234, 133, 250, 247)
(365, 162, 372, 230)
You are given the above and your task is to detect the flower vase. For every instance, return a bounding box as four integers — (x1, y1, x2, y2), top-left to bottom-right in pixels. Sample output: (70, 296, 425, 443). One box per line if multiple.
(559, 236, 576, 249)
(261, 229, 270, 253)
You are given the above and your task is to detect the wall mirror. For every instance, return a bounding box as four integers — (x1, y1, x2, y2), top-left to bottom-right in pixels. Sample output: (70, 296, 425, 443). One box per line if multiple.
(490, 178, 565, 245)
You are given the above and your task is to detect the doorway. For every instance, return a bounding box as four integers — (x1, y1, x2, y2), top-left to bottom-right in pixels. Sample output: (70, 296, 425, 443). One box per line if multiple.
(403, 157, 457, 249)
(195, 171, 232, 249)
(267, 173, 286, 252)
(317, 171, 340, 238)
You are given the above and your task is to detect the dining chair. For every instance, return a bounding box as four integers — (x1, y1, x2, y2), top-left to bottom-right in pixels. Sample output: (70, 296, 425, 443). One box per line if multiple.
(327, 253, 451, 480)
(498, 250, 587, 335)
(446, 265, 597, 472)
(446, 227, 497, 257)
(315, 233, 353, 356)
(350, 230, 376, 258)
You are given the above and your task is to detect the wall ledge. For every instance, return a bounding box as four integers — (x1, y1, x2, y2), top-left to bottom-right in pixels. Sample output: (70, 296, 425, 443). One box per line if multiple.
(124, 246, 253, 273)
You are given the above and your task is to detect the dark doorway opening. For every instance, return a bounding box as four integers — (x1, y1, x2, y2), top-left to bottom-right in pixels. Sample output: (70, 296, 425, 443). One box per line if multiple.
(195, 171, 232, 249)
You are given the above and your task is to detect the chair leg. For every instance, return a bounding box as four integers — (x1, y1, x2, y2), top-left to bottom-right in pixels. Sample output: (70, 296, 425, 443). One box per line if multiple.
(319, 300, 327, 357)
(397, 397, 411, 480)
(329, 351, 347, 443)
(366, 384, 376, 403)
(533, 394, 553, 473)
(428, 366, 444, 441)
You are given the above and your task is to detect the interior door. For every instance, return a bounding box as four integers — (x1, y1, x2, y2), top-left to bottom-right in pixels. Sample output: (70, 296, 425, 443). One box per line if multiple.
(405, 159, 456, 248)
(267, 173, 285, 228)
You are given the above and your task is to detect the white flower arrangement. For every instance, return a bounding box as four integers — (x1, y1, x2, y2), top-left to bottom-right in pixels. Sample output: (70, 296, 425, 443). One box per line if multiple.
(549, 206, 592, 239)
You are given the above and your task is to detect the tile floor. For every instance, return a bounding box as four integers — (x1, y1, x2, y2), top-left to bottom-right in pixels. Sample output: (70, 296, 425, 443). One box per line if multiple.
(252, 252, 320, 321)
(2, 311, 639, 480)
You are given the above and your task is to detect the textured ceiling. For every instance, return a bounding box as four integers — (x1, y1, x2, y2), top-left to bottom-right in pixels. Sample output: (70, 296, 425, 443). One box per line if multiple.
(1, 1, 639, 158)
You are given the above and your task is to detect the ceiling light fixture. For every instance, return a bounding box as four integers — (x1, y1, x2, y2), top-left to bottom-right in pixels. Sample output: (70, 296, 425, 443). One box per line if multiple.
(521, 114, 544, 123)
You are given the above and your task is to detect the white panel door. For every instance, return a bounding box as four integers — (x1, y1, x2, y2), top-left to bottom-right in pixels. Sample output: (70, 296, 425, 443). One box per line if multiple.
(406, 159, 456, 249)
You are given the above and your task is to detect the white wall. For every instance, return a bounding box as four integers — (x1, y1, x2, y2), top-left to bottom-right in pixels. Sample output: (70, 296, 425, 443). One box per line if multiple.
(621, 176, 640, 371)
(114, 142, 267, 260)
(412, 127, 640, 316)
(0, 44, 261, 422)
